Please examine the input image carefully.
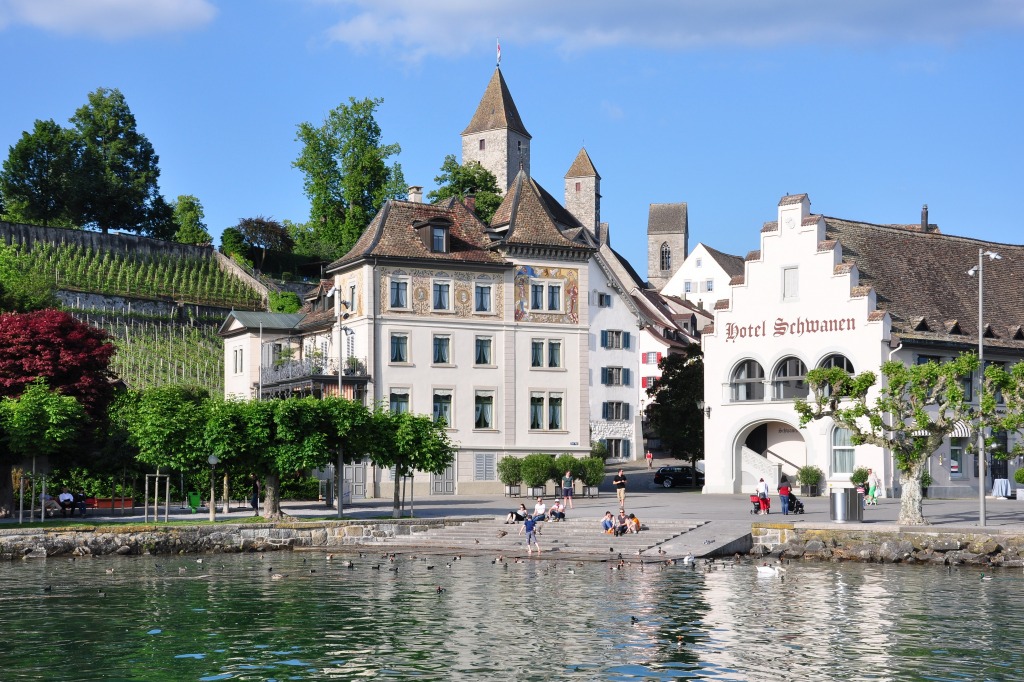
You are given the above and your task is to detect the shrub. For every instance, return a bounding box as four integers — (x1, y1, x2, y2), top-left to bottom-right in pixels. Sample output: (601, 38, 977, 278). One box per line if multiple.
(579, 456, 607, 487)
(497, 456, 522, 486)
(590, 440, 608, 460)
(796, 465, 824, 486)
(269, 291, 301, 313)
(521, 454, 556, 489)
(280, 475, 320, 500)
(553, 454, 579, 483)
(1014, 468, 1024, 486)
(920, 470, 933, 489)
(850, 467, 870, 487)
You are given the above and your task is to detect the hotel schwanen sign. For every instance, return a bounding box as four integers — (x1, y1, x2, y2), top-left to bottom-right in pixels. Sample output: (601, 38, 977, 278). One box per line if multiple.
(725, 315, 858, 343)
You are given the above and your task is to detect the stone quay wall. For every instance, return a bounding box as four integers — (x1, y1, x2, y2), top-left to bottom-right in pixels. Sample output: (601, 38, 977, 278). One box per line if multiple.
(0, 519, 465, 559)
(751, 522, 1024, 568)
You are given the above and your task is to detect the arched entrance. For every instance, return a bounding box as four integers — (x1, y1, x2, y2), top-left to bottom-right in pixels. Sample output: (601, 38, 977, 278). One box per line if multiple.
(734, 419, 806, 491)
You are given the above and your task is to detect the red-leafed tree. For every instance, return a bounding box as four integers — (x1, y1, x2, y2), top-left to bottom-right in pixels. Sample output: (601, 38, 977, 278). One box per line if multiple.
(0, 309, 117, 417)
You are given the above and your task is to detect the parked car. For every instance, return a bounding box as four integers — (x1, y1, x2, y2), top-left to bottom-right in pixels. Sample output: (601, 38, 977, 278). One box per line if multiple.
(653, 465, 705, 488)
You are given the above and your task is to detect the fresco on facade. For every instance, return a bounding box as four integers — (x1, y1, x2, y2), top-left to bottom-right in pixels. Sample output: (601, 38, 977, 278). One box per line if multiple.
(514, 265, 579, 324)
(380, 268, 503, 319)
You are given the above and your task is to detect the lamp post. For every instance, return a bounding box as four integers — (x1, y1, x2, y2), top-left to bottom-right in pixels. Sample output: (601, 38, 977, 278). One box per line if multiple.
(208, 455, 220, 523)
(968, 248, 1001, 527)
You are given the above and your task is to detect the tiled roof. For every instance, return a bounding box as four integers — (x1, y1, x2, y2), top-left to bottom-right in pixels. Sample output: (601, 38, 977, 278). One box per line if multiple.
(326, 198, 507, 271)
(714, 298, 730, 311)
(778, 193, 808, 206)
(491, 170, 593, 251)
(762, 221, 779, 233)
(729, 275, 745, 286)
(818, 239, 837, 252)
(745, 250, 761, 261)
(825, 217, 1024, 349)
(461, 68, 531, 138)
(564, 148, 600, 179)
(703, 245, 745, 278)
(647, 203, 687, 235)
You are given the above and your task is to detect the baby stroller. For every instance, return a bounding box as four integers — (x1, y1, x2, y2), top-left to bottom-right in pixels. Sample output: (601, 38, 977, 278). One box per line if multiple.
(787, 491, 805, 514)
(749, 494, 770, 515)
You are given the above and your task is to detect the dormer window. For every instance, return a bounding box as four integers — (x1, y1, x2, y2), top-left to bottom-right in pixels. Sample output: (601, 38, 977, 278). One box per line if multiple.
(413, 218, 452, 254)
(432, 225, 449, 252)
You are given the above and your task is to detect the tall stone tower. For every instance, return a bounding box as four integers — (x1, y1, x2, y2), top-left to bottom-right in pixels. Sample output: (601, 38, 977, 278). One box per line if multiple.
(461, 68, 531, 193)
(564, 148, 602, 240)
(647, 203, 688, 290)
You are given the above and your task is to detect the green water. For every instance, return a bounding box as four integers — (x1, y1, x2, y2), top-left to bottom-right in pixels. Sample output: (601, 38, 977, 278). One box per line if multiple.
(1, 551, 1021, 681)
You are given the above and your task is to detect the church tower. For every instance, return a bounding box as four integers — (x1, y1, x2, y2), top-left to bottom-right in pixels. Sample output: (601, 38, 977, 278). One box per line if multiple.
(647, 203, 688, 290)
(564, 148, 602, 240)
(461, 68, 531, 193)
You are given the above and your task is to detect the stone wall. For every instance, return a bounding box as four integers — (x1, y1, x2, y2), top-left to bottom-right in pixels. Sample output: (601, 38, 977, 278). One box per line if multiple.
(0, 221, 212, 260)
(0, 519, 459, 559)
(58, 291, 234, 321)
(751, 522, 1024, 568)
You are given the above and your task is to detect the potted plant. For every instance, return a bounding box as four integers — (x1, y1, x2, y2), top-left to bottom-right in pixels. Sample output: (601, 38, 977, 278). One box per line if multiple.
(1014, 468, 1024, 501)
(497, 456, 522, 497)
(796, 465, 824, 497)
(921, 470, 933, 498)
(521, 454, 555, 497)
(850, 466, 869, 492)
(553, 453, 579, 496)
(579, 456, 606, 498)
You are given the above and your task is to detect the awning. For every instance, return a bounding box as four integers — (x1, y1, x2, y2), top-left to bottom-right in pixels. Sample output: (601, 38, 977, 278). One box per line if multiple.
(910, 420, 972, 438)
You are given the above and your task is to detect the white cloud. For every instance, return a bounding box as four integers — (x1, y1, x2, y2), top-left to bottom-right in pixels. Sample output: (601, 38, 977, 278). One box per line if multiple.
(314, 0, 1024, 61)
(0, 0, 216, 40)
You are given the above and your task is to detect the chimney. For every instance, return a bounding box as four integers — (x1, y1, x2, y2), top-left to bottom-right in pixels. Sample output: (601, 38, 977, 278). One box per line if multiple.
(464, 193, 476, 213)
(408, 186, 423, 203)
(921, 204, 928, 232)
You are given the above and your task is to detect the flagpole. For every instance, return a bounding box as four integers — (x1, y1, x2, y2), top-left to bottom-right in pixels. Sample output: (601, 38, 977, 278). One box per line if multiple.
(496, 38, 501, 67)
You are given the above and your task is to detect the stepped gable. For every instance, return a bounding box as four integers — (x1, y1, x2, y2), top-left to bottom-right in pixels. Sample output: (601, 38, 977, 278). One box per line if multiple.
(490, 170, 594, 251)
(461, 68, 531, 138)
(824, 217, 1024, 349)
(564, 147, 600, 179)
(326, 198, 506, 272)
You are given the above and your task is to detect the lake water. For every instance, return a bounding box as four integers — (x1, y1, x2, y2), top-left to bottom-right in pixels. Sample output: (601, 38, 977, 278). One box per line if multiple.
(1, 550, 1021, 681)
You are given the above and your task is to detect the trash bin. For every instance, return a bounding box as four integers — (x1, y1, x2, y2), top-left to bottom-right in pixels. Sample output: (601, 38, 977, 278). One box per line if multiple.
(830, 488, 863, 523)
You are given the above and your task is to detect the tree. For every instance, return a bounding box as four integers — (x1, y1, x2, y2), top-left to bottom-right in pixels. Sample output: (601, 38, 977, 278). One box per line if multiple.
(0, 119, 85, 227)
(0, 309, 117, 417)
(794, 354, 979, 525)
(127, 385, 210, 472)
(293, 97, 406, 258)
(645, 344, 704, 468)
(368, 409, 455, 518)
(268, 291, 301, 313)
(220, 227, 246, 258)
(172, 194, 212, 245)
(427, 155, 502, 223)
(0, 243, 57, 312)
(235, 216, 293, 271)
(69, 87, 172, 236)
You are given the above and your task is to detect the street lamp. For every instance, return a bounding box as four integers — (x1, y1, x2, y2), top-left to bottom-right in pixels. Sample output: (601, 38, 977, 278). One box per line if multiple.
(208, 455, 220, 523)
(968, 248, 1001, 527)
(697, 400, 711, 419)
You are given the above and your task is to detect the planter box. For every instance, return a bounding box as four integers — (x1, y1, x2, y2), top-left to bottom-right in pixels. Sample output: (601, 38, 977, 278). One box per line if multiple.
(84, 497, 135, 510)
(581, 485, 600, 498)
(504, 485, 521, 498)
(526, 486, 546, 498)
(1018, 489, 1024, 501)
(800, 485, 820, 497)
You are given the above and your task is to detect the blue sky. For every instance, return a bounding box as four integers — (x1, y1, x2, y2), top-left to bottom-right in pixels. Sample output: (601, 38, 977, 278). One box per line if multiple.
(1, 0, 1022, 279)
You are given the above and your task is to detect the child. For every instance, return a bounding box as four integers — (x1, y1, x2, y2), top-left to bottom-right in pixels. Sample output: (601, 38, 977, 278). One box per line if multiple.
(520, 514, 541, 553)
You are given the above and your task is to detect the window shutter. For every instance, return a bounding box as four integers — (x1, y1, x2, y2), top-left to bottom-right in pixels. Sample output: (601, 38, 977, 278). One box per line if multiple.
(475, 454, 485, 480)
(623, 404, 631, 420)
(623, 368, 631, 386)
(657, 352, 663, 363)
(602, 402, 608, 419)
(600, 330, 608, 348)
(601, 367, 609, 385)
(623, 440, 631, 458)
(623, 332, 631, 349)
(641, 376, 648, 388)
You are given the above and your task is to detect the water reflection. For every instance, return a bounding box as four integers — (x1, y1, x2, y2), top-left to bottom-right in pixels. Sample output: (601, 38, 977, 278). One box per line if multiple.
(0, 552, 1021, 681)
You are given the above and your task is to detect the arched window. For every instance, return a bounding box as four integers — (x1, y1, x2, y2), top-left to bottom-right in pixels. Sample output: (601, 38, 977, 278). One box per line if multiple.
(818, 354, 854, 396)
(772, 356, 807, 400)
(731, 360, 765, 402)
(660, 243, 671, 271)
(832, 427, 855, 474)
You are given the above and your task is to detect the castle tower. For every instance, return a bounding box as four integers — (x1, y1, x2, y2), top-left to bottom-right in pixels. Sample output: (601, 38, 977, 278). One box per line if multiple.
(647, 203, 688, 290)
(461, 68, 531, 193)
(564, 147, 602, 241)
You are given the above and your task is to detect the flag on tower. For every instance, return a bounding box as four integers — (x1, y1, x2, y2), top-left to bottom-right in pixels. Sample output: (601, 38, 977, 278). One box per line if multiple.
(497, 39, 501, 66)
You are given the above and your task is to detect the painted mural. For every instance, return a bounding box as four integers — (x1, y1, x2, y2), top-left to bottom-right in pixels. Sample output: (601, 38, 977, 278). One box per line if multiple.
(380, 268, 504, 319)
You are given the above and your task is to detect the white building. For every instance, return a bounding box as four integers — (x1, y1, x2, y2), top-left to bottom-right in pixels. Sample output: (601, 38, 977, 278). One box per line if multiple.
(702, 194, 1024, 498)
(661, 242, 745, 310)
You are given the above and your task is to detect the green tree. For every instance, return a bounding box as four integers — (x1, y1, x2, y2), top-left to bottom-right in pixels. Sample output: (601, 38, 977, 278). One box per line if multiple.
(172, 194, 212, 245)
(293, 97, 406, 258)
(368, 408, 455, 518)
(645, 344, 704, 467)
(70, 87, 171, 236)
(427, 155, 502, 223)
(795, 354, 979, 525)
(220, 227, 246, 258)
(127, 385, 210, 473)
(235, 216, 293, 271)
(268, 291, 301, 313)
(0, 243, 57, 312)
(0, 119, 85, 227)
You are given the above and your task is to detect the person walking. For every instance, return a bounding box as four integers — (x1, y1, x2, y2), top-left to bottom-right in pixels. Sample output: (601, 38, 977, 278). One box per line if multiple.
(520, 514, 541, 553)
(867, 468, 880, 505)
(756, 477, 770, 514)
(561, 470, 575, 509)
(645, 450, 654, 469)
(613, 469, 627, 506)
(778, 478, 791, 515)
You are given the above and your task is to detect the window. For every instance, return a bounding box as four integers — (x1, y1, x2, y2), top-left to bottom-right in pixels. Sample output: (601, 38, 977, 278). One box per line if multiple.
(695, 258, 702, 268)
(529, 393, 565, 430)
(547, 284, 561, 311)
(433, 391, 452, 425)
(390, 390, 409, 414)
(603, 438, 631, 459)
(705, 279, 714, 292)
(783, 267, 799, 301)
(950, 437, 967, 479)
(531, 340, 561, 368)
(474, 392, 494, 429)
(547, 341, 561, 368)
(233, 347, 244, 374)
(431, 225, 448, 253)
(390, 280, 408, 308)
(601, 367, 631, 386)
(575, 181, 581, 192)
(731, 360, 765, 401)
(600, 330, 631, 350)
(479, 139, 485, 150)
(530, 394, 544, 429)
(641, 376, 657, 389)
(916, 355, 942, 365)
(603, 401, 631, 420)
(832, 427, 855, 474)
(432, 335, 450, 364)
(644, 352, 662, 365)
(820, 354, 854, 373)
(474, 283, 492, 312)
(390, 333, 408, 363)
(597, 292, 612, 307)
(531, 340, 544, 367)
(530, 284, 544, 310)
(961, 372, 974, 402)
(475, 337, 492, 365)
(660, 243, 671, 271)
(349, 285, 357, 313)
(474, 453, 496, 481)
(772, 356, 808, 400)
(433, 281, 450, 310)
(683, 281, 692, 293)
(548, 394, 563, 430)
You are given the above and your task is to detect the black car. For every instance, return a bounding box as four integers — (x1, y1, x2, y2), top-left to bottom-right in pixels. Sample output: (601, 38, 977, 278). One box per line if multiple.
(653, 465, 705, 488)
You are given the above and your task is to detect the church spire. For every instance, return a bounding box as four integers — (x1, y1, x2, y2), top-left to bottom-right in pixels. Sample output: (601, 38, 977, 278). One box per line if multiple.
(461, 67, 531, 194)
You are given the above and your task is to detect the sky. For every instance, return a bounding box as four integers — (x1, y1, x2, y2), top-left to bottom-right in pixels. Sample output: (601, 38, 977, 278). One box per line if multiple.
(1, 0, 1022, 280)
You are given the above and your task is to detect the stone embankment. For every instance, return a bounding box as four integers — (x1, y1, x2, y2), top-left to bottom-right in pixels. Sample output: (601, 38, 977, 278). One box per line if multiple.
(752, 523, 1024, 568)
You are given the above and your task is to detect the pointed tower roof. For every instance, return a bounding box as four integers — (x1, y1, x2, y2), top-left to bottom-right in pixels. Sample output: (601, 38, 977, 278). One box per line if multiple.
(564, 147, 600, 179)
(490, 169, 593, 252)
(462, 68, 531, 138)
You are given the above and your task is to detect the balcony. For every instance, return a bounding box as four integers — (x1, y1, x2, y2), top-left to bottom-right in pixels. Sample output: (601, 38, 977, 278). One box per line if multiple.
(261, 356, 368, 391)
